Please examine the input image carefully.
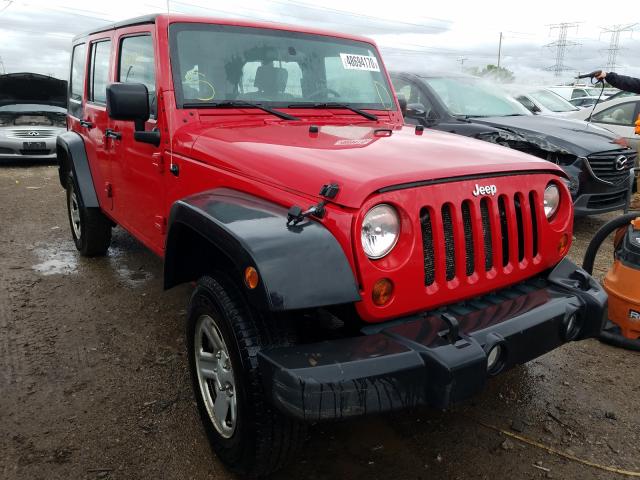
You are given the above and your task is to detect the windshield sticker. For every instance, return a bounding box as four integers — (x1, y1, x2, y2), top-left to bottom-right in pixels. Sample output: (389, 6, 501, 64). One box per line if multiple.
(340, 53, 380, 72)
(184, 65, 200, 90)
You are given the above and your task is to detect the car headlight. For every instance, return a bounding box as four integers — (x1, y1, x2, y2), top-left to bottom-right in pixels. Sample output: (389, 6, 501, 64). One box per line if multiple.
(544, 183, 560, 218)
(361, 204, 400, 259)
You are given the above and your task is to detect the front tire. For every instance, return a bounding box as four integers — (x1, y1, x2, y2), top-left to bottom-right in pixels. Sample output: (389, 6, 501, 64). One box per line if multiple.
(66, 176, 111, 257)
(186, 275, 305, 477)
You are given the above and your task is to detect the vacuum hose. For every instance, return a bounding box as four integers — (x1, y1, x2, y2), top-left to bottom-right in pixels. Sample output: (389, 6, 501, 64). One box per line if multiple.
(582, 212, 639, 274)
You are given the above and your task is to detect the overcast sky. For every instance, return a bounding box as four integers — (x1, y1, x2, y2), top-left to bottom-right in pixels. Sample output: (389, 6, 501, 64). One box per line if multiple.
(1, 0, 639, 85)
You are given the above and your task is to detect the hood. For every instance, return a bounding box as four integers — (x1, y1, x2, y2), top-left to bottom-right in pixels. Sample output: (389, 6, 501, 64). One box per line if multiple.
(188, 122, 560, 208)
(473, 115, 624, 157)
(0, 73, 67, 109)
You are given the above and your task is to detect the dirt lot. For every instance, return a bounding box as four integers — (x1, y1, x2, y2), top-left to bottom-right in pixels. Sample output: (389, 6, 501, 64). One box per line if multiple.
(1, 165, 639, 480)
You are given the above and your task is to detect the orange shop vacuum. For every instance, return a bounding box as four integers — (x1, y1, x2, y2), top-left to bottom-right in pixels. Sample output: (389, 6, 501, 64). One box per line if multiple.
(583, 212, 640, 350)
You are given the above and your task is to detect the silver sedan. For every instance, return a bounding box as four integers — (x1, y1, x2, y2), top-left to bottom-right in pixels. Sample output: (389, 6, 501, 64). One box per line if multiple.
(0, 104, 66, 161)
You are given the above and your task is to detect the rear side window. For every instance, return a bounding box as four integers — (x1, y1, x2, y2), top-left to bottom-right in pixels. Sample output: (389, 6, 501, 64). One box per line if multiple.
(70, 43, 86, 102)
(592, 102, 638, 126)
(118, 35, 157, 116)
(89, 40, 112, 104)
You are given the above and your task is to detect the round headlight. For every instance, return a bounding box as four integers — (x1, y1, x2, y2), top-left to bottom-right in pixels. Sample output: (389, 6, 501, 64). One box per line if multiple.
(361, 204, 400, 259)
(544, 183, 560, 219)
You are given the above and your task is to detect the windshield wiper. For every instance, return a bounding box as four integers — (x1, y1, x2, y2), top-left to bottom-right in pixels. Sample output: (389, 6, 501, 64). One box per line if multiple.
(288, 103, 378, 121)
(183, 100, 299, 121)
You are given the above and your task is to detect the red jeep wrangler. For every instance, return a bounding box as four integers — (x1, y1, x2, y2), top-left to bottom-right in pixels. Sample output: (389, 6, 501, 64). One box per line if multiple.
(58, 14, 607, 477)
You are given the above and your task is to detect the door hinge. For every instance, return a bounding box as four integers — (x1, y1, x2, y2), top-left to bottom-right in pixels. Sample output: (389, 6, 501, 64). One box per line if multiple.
(154, 215, 167, 234)
(152, 152, 164, 173)
(105, 182, 113, 198)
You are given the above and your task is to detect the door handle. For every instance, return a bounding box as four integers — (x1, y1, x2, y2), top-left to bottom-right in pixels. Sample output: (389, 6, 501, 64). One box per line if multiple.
(105, 129, 122, 140)
(79, 119, 94, 129)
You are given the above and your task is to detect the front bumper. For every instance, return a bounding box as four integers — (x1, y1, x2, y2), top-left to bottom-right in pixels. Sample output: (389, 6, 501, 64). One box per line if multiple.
(0, 135, 58, 161)
(258, 259, 606, 421)
(563, 160, 633, 216)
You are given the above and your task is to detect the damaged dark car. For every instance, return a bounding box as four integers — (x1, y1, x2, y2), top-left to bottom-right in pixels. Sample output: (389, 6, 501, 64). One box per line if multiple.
(391, 72, 636, 216)
(0, 73, 67, 162)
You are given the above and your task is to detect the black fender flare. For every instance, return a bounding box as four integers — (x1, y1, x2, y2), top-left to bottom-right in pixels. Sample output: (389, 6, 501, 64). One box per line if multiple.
(164, 188, 361, 311)
(56, 131, 99, 207)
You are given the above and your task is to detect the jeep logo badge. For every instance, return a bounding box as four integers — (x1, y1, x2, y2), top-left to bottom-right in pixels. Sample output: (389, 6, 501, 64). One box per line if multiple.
(615, 155, 628, 171)
(472, 184, 497, 197)
(630, 309, 640, 321)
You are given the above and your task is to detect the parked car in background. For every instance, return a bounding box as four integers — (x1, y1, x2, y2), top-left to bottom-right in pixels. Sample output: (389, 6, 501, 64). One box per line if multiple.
(509, 87, 580, 117)
(548, 85, 603, 101)
(0, 73, 67, 162)
(569, 96, 599, 108)
(568, 95, 640, 189)
(568, 95, 640, 146)
(604, 90, 636, 102)
(391, 72, 636, 215)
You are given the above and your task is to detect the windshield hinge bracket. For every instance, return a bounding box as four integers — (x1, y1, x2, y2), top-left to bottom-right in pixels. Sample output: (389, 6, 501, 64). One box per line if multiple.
(287, 201, 326, 227)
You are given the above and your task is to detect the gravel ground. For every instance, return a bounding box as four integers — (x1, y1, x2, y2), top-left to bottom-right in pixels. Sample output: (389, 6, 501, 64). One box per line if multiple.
(1, 165, 639, 480)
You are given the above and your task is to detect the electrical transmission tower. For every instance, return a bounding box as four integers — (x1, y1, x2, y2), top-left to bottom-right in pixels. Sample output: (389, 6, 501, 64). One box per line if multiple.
(545, 23, 581, 78)
(601, 24, 637, 72)
(457, 56, 468, 72)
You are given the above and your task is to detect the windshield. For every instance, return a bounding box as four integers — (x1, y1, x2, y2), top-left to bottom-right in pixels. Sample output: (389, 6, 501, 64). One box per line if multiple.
(0, 104, 66, 113)
(423, 77, 530, 117)
(530, 90, 578, 112)
(169, 23, 394, 110)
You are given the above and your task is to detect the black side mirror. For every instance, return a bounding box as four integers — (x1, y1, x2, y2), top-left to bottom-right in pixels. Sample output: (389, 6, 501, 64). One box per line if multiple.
(397, 95, 407, 116)
(406, 102, 426, 120)
(106, 82, 159, 146)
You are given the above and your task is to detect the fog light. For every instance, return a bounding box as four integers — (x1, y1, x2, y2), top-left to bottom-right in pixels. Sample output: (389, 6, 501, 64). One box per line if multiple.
(562, 313, 581, 341)
(372, 278, 394, 306)
(486, 344, 504, 374)
(558, 233, 569, 255)
(244, 266, 259, 290)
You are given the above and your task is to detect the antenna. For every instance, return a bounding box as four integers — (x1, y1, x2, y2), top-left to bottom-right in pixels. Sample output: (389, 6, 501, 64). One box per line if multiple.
(545, 22, 581, 78)
(600, 24, 637, 72)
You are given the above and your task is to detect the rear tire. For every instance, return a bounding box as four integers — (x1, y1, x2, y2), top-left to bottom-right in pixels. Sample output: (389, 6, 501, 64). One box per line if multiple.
(186, 274, 305, 477)
(66, 176, 111, 257)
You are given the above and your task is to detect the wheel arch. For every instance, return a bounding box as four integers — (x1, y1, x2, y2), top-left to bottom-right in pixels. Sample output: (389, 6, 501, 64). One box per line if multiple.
(164, 188, 361, 312)
(56, 131, 99, 207)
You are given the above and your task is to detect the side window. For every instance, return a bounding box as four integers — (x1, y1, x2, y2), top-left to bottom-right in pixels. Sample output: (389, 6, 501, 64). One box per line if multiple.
(89, 40, 112, 104)
(592, 102, 638, 126)
(571, 89, 586, 99)
(119, 35, 156, 116)
(516, 95, 537, 113)
(392, 78, 437, 117)
(70, 43, 86, 103)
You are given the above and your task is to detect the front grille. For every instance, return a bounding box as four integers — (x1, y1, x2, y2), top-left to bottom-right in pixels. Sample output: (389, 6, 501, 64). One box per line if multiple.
(420, 192, 540, 286)
(19, 149, 51, 155)
(587, 151, 636, 185)
(9, 130, 57, 138)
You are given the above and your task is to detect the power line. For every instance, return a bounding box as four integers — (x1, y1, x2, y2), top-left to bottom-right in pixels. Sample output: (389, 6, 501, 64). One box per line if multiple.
(0, 0, 13, 14)
(545, 22, 581, 78)
(601, 23, 637, 72)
